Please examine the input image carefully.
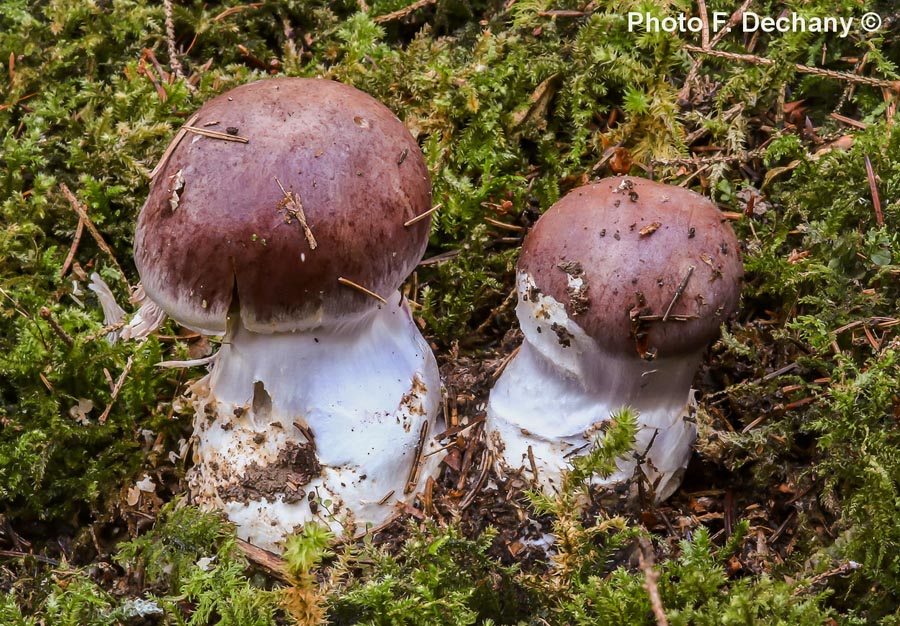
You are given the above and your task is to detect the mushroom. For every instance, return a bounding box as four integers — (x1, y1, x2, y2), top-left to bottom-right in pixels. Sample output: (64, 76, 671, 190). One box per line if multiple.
(486, 177, 742, 500)
(134, 78, 441, 550)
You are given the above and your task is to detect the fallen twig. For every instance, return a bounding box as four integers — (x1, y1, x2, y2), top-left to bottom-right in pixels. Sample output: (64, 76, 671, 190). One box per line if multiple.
(163, 0, 196, 93)
(99, 356, 133, 424)
(236, 538, 288, 581)
(212, 3, 264, 22)
(337, 277, 387, 304)
(184, 125, 249, 143)
(39, 307, 74, 348)
(60, 217, 84, 279)
(404, 203, 441, 227)
(865, 155, 884, 227)
(59, 184, 129, 287)
(638, 537, 669, 626)
(373, 0, 435, 23)
(683, 45, 900, 90)
(149, 113, 200, 180)
(459, 449, 491, 511)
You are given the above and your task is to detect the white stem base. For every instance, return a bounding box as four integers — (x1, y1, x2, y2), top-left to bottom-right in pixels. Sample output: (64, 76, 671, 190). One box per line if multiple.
(486, 272, 699, 501)
(186, 293, 442, 551)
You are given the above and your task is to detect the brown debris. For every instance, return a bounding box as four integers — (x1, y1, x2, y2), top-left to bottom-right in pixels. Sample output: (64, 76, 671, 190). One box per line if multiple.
(275, 177, 317, 249)
(59, 183, 129, 288)
(219, 441, 321, 504)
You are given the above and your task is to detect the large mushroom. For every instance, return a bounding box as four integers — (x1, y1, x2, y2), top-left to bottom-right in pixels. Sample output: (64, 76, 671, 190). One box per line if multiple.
(486, 177, 742, 500)
(134, 78, 441, 550)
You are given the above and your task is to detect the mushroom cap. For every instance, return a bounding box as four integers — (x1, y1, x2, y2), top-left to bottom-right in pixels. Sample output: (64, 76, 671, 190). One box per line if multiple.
(518, 177, 742, 359)
(134, 78, 432, 334)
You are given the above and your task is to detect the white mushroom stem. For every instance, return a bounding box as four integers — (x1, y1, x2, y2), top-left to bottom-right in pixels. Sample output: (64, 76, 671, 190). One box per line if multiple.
(187, 291, 441, 551)
(486, 272, 698, 500)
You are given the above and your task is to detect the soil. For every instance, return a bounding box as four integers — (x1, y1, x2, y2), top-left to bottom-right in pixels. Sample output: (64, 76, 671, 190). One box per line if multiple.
(219, 441, 321, 505)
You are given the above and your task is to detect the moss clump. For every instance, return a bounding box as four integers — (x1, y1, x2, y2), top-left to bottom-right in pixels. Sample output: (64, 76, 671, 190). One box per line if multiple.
(2, 0, 900, 622)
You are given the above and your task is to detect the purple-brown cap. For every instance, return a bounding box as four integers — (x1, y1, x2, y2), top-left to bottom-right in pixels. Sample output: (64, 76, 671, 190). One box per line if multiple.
(519, 177, 742, 359)
(134, 78, 432, 334)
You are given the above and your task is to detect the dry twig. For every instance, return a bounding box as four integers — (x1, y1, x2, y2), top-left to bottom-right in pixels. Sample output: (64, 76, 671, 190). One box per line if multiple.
(275, 177, 317, 249)
(865, 155, 884, 227)
(638, 537, 670, 626)
(236, 538, 288, 581)
(683, 45, 900, 90)
(183, 125, 249, 143)
(212, 3, 264, 22)
(60, 217, 84, 279)
(337, 277, 387, 304)
(39, 307, 74, 348)
(59, 184, 129, 287)
(404, 203, 442, 227)
(99, 356, 133, 424)
(373, 0, 436, 24)
(149, 113, 199, 180)
(163, 0, 196, 93)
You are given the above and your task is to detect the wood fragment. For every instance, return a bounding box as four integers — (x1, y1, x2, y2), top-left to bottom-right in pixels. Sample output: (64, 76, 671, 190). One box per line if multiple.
(638, 537, 670, 626)
(696, 0, 710, 49)
(212, 2, 264, 22)
(38, 373, 54, 392)
(455, 423, 482, 491)
(434, 415, 485, 441)
(137, 55, 167, 101)
(637, 314, 698, 322)
(794, 561, 861, 596)
(0, 550, 60, 567)
(275, 177, 317, 249)
(403, 203, 442, 227)
(0, 91, 38, 112)
(235, 538, 288, 581)
(527, 445, 539, 487)
(865, 155, 884, 227)
(423, 477, 435, 516)
(183, 125, 249, 143)
(404, 421, 429, 494)
(60, 217, 84, 279)
(99, 356, 133, 424)
(683, 45, 900, 90)
(149, 113, 199, 180)
(830, 112, 867, 129)
(59, 184, 129, 286)
(377, 489, 395, 506)
(163, 0, 195, 93)
(39, 307, 74, 347)
(337, 277, 387, 304)
(678, 0, 752, 101)
(784, 396, 816, 411)
(484, 217, 524, 232)
(292, 422, 316, 451)
(492, 344, 521, 380)
(81, 320, 125, 344)
(662, 266, 694, 322)
(474, 288, 517, 336)
(373, 0, 436, 23)
(418, 249, 461, 266)
(639, 221, 662, 237)
(459, 449, 491, 511)
(536, 9, 587, 16)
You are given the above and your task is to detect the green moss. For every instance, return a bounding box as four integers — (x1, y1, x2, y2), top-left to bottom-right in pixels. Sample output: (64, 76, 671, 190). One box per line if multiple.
(2, 0, 900, 622)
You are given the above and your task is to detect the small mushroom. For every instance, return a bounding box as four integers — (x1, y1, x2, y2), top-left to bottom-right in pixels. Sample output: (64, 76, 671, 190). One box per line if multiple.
(134, 78, 441, 550)
(486, 177, 743, 500)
